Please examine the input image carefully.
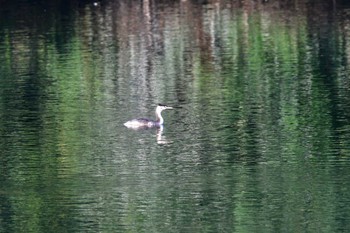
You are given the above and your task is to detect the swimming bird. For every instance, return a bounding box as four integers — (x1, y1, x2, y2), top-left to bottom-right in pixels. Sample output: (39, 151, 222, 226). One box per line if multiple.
(124, 104, 173, 129)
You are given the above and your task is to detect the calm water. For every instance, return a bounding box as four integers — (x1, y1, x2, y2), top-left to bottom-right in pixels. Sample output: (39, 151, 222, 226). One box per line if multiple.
(1, 0, 350, 232)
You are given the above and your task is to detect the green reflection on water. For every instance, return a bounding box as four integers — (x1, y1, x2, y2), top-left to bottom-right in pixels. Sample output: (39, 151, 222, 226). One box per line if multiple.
(1, 0, 350, 233)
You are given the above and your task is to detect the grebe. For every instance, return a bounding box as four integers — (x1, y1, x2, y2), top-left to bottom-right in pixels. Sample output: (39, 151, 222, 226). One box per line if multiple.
(124, 104, 173, 129)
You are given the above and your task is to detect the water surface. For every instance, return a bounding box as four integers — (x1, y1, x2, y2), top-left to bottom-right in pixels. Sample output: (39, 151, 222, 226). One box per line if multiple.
(1, 0, 350, 232)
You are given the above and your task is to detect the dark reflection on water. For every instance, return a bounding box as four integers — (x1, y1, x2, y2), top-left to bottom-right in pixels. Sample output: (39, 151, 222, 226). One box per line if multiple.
(1, 0, 350, 232)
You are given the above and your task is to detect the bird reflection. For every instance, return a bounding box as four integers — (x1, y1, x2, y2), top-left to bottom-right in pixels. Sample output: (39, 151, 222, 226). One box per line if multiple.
(156, 125, 172, 145)
(124, 124, 172, 144)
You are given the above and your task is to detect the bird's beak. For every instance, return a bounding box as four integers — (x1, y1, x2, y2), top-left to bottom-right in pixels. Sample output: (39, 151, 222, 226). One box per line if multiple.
(166, 106, 174, 109)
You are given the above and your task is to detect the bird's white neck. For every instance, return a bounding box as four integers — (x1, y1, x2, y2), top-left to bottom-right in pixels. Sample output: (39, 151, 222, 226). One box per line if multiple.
(155, 108, 164, 124)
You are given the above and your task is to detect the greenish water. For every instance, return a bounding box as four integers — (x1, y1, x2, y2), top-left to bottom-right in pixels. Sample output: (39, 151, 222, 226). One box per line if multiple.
(1, 0, 350, 232)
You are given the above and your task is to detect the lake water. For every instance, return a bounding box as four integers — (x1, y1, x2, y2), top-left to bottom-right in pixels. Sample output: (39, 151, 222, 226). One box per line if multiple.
(1, 0, 350, 232)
